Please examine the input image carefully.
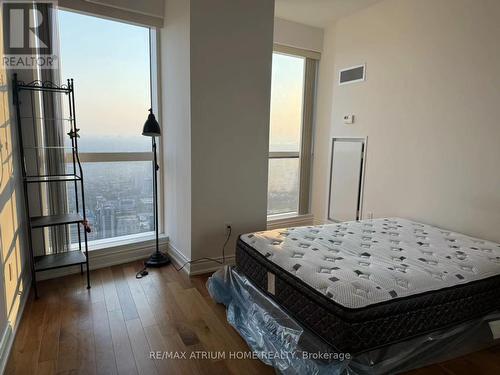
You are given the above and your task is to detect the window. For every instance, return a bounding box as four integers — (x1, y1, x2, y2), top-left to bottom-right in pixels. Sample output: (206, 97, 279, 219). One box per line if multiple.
(268, 48, 317, 216)
(59, 10, 157, 244)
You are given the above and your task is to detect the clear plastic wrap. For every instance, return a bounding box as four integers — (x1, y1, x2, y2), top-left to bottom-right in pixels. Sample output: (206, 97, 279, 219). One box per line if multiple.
(207, 266, 500, 375)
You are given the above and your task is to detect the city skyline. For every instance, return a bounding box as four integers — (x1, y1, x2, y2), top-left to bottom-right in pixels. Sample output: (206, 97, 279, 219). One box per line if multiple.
(58, 10, 304, 243)
(67, 162, 154, 243)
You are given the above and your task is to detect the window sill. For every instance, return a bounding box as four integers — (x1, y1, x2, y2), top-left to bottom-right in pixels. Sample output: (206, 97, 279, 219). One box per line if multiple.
(88, 234, 169, 261)
(87, 232, 167, 252)
(69, 232, 169, 252)
(40, 233, 169, 281)
(267, 213, 314, 230)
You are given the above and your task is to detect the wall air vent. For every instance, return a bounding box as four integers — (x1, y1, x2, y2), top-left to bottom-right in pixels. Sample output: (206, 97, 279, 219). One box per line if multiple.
(339, 64, 366, 85)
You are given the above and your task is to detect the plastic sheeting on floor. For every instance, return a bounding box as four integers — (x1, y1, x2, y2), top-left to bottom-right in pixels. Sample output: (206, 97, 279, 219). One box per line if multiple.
(207, 266, 500, 375)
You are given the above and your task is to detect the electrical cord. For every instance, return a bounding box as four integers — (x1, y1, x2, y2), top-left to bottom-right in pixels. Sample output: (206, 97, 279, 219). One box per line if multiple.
(174, 225, 232, 272)
(136, 267, 148, 279)
(135, 225, 232, 277)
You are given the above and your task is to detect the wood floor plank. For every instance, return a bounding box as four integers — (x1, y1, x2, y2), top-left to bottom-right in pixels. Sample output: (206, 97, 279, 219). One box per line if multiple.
(108, 309, 139, 375)
(191, 275, 211, 298)
(467, 349, 500, 372)
(155, 325, 203, 375)
(54, 276, 97, 374)
(6, 294, 34, 374)
(123, 266, 157, 328)
(91, 300, 118, 375)
(194, 275, 262, 352)
(76, 300, 97, 375)
(6, 262, 500, 375)
(87, 269, 106, 304)
(185, 342, 231, 375)
(111, 267, 139, 321)
(404, 365, 452, 375)
(201, 293, 252, 350)
(147, 271, 187, 325)
(176, 320, 201, 347)
(440, 349, 500, 375)
(36, 360, 56, 375)
(38, 283, 62, 363)
(174, 286, 245, 352)
(160, 264, 193, 289)
(136, 273, 170, 326)
(168, 278, 271, 375)
(125, 318, 157, 375)
(100, 268, 121, 313)
(14, 294, 48, 374)
(143, 324, 187, 375)
(56, 293, 83, 373)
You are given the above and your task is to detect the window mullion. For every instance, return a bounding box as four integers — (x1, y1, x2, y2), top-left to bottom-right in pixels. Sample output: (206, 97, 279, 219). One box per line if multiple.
(269, 151, 299, 159)
(298, 58, 317, 215)
(77, 152, 153, 163)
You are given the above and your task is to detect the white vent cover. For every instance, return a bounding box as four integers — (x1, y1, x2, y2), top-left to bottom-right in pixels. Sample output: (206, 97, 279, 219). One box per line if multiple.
(339, 64, 366, 85)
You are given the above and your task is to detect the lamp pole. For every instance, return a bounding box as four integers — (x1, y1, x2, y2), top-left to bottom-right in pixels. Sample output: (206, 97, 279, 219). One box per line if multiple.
(153, 136, 159, 257)
(143, 109, 170, 267)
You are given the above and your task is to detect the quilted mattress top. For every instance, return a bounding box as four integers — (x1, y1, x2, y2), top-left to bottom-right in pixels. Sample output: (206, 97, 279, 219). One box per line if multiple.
(240, 218, 500, 309)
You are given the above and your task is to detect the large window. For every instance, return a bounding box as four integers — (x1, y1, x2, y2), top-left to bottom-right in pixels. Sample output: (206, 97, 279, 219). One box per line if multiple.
(59, 10, 156, 244)
(268, 49, 317, 216)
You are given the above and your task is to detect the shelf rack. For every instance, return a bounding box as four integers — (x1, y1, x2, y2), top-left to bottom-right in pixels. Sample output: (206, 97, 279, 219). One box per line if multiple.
(13, 74, 91, 298)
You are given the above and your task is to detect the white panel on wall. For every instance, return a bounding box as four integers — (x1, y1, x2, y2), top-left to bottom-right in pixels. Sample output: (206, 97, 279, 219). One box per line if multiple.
(328, 138, 366, 222)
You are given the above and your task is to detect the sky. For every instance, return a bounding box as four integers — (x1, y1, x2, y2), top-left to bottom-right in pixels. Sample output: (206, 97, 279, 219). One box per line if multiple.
(269, 53, 305, 152)
(58, 10, 151, 152)
(58, 10, 304, 154)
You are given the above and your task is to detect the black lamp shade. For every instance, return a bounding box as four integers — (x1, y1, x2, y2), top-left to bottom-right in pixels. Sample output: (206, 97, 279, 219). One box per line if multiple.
(142, 108, 161, 137)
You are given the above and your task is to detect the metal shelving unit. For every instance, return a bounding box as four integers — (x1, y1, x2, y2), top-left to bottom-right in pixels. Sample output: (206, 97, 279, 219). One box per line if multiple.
(13, 74, 91, 298)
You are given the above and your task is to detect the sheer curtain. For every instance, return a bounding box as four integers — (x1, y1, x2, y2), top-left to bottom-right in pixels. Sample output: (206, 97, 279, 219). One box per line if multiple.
(35, 3, 69, 254)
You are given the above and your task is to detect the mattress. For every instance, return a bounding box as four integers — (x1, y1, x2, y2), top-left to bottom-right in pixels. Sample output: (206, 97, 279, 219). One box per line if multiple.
(236, 218, 500, 354)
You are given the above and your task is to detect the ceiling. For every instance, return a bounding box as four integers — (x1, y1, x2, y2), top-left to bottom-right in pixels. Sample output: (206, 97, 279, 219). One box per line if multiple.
(275, 0, 382, 28)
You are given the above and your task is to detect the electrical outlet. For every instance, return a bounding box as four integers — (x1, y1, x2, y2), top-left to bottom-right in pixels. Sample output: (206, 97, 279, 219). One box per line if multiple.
(224, 222, 232, 236)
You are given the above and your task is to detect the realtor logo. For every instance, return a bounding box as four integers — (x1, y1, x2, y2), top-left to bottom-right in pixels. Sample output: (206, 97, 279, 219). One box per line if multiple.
(1, 0, 58, 69)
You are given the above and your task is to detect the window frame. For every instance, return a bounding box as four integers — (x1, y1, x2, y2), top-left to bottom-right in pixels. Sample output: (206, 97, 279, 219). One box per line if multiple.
(58, 11, 163, 248)
(268, 44, 318, 218)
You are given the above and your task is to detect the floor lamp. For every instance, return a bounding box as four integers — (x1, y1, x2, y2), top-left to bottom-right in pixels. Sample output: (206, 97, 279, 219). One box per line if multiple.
(142, 108, 170, 267)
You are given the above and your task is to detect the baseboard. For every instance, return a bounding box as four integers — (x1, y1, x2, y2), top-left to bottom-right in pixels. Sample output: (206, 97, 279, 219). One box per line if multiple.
(188, 255, 235, 276)
(167, 214, 315, 278)
(167, 242, 234, 276)
(37, 236, 169, 281)
(0, 271, 30, 374)
(313, 217, 329, 226)
(166, 242, 191, 273)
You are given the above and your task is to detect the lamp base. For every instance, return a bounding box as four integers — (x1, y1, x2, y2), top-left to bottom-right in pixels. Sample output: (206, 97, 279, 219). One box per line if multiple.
(144, 251, 171, 268)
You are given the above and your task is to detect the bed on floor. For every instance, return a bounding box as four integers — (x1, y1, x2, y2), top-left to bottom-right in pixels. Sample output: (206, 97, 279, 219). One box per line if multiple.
(235, 217, 500, 354)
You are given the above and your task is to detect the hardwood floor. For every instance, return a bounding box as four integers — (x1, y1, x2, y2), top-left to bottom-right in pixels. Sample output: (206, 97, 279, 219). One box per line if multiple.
(5, 261, 500, 374)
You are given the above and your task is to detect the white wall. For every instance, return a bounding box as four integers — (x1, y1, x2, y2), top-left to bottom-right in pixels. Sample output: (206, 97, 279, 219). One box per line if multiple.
(312, 0, 500, 242)
(274, 18, 323, 52)
(162, 0, 275, 272)
(161, 0, 192, 261)
(189, 0, 274, 266)
(311, 23, 335, 224)
(0, 36, 30, 374)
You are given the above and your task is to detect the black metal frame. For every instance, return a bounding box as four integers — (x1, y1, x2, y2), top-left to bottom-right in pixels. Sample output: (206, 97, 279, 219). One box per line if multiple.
(143, 136, 170, 267)
(13, 74, 91, 298)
